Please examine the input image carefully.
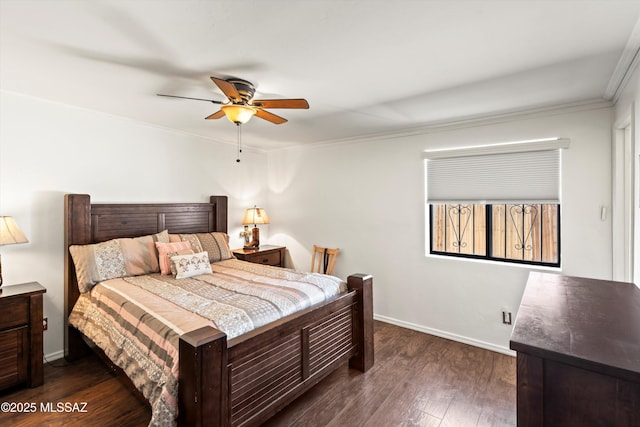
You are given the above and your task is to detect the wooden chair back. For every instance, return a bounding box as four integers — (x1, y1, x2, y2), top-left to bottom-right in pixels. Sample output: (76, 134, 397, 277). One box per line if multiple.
(310, 245, 339, 275)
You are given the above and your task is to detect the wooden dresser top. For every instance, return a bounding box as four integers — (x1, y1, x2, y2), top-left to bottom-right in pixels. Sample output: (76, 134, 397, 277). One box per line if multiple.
(510, 272, 640, 382)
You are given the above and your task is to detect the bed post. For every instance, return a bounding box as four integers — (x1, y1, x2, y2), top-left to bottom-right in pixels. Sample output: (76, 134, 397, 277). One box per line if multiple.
(179, 326, 229, 427)
(64, 194, 92, 361)
(347, 274, 374, 372)
(210, 196, 228, 233)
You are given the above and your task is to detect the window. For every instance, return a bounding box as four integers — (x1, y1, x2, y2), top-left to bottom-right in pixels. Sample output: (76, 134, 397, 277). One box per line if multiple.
(424, 138, 568, 267)
(430, 203, 560, 266)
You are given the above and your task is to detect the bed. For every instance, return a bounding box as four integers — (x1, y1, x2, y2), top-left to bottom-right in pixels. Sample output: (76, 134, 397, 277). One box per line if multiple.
(63, 194, 374, 427)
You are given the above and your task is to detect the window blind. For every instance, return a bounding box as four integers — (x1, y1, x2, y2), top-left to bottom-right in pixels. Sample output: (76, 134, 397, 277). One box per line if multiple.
(424, 138, 569, 204)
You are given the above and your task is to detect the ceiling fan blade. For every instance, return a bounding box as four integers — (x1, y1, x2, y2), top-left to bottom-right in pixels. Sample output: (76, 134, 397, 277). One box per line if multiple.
(157, 93, 223, 104)
(210, 77, 242, 103)
(251, 99, 309, 109)
(205, 110, 226, 120)
(255, 109, 288, 124)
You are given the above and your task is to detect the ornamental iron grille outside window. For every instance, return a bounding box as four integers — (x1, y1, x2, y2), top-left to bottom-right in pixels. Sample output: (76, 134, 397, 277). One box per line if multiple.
(429, 203, 560, 266)
(424, 138, 568, 268)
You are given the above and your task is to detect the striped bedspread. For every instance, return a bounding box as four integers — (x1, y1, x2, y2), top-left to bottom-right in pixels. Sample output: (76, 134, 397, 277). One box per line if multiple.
(68, 259, 346, 427)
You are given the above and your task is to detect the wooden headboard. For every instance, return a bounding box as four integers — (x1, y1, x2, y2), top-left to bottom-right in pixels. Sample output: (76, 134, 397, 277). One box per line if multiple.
(63, 193, 228, 358)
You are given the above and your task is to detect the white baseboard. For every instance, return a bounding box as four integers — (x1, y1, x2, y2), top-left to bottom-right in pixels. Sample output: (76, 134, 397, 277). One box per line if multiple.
(374, 314, 516, 357)
(44, 350, 65, 363)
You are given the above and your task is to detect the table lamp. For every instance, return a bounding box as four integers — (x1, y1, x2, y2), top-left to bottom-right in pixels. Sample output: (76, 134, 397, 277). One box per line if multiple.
(241, 206, 270, 249)
(0, 216, 29, 287)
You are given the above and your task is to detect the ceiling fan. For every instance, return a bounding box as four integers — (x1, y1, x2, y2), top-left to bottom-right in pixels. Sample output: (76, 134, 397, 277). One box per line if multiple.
(158, 77, 309, 125)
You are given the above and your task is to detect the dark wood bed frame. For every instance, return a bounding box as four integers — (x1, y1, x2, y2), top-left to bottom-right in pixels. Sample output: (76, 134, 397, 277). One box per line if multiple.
(63, 194, 374, 427)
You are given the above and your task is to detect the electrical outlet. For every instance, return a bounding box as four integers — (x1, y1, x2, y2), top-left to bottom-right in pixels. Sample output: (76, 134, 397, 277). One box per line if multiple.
(502, 311, 512, 325)
(43, 317, 48, 331)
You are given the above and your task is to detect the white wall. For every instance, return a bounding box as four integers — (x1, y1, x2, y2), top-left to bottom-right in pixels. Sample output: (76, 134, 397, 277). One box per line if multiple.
(267, 104, 613, 354)
(0, 91, 270, 359)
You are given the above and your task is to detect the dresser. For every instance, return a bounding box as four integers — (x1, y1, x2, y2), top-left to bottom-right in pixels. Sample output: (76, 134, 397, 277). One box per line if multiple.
(0, 282, 46, 391)
(510, 272, 639, 426)
(233, 245, 286, 267)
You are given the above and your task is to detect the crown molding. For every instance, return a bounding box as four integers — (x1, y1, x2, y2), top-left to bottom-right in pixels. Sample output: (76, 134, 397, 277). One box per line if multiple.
(275, 99, 612, 152)
(605, 17, 640, 102)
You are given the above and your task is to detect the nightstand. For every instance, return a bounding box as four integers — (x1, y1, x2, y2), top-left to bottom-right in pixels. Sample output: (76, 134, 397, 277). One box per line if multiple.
(0, 282, 46, 391)
(233, 245, 286, 267)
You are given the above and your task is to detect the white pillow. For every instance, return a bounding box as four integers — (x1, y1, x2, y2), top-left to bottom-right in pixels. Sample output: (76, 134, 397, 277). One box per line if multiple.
(170, 251, 212, 279)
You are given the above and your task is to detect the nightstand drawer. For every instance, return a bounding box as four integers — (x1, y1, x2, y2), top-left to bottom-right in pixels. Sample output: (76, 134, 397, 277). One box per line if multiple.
(233, 246, 286, 268)
(0, 299, 29, 330)
(252, 251, 281, 266)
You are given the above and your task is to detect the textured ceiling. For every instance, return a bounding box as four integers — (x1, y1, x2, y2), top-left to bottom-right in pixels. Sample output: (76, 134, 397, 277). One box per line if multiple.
(1, 0, 640, 150)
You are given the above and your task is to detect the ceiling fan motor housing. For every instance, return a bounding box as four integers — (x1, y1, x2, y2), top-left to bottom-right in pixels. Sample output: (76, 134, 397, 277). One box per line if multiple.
(227, 78, 255, 104)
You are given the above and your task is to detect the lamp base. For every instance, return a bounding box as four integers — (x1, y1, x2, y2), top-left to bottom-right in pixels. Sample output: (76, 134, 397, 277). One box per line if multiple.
(243, 227, 261, 249)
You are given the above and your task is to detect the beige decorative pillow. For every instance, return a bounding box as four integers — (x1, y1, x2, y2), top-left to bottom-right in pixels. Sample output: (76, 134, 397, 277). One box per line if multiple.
(170, 232, 233, 263)
(171, 251, 212, 279)
(69, 230, 169, 293)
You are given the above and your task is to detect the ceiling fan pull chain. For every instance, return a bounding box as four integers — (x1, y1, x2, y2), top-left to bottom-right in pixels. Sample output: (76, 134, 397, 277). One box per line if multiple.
(236, 123, 242, 163)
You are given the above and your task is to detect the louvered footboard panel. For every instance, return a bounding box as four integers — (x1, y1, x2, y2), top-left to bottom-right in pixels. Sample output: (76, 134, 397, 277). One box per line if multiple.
(308, 305, 355, 375)
(230, 332, 302, 426)
(228, 299, 358, 426)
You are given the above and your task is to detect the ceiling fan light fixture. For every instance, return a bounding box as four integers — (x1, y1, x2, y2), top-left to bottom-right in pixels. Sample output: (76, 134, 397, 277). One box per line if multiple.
(221, 104, 257, 124)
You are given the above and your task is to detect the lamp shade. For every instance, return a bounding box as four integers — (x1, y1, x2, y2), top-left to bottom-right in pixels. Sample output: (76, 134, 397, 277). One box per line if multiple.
(221, 104, 257, 124)
(242, 207, 270, 226)
(0, 216, 28, 245)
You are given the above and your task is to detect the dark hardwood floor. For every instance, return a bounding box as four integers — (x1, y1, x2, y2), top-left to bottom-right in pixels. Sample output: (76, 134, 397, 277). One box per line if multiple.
(0, 321, 516, 426)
